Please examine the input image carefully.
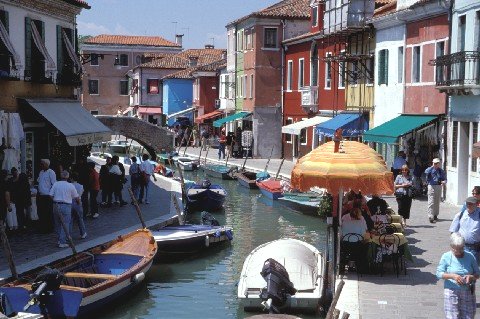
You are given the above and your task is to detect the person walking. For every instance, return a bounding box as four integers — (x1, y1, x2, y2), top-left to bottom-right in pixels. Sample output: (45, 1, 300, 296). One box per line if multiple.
(425, 158, 447, 223)
(8, 169, 31, 230)
(139, 154, 157, 204)
(449, 196, 480, 262)
(99, 157, 111, 206)
(108, 156, 127, 207)
(437, 232, 479, 319)
(392, 150, 407, 180)
(129, 156, 141, 203)
(87, 162, 100, 219)
(49, 170, 79, 248)
(218, 129, 227, 160)
(70, 172, 87, 239)
(394, 165, 413, 227)
(37, 159, 56, 233)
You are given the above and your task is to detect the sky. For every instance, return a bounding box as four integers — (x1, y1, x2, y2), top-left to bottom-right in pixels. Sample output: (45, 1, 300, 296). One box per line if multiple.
(77, 0, 279, 49)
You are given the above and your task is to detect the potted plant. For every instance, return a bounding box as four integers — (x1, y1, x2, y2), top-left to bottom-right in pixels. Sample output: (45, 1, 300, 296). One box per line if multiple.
(318, 192, 333, 224)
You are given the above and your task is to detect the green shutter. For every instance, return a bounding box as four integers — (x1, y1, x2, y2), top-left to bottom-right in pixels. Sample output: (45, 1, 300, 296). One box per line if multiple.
(40, 20, 45, 41)
(128, 78, 132, 93)
(0, 10, 9, 33)
(377, 50, 383, 85)
(57, 25, 63, 75)
(25, 17, 32, 78)
(384, 49, 389, 85)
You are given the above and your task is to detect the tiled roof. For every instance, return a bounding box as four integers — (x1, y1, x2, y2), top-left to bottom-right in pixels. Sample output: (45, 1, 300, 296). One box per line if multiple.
(373, 0, 397, 17)
(84, 34, 180, 47)
(283, 30, 323, 44)
(196, 59, 227, 72)
(228, 0, 310, 26)
(62, 0, 90, 9)
(140, 49, 226, 69)
(162, 58, 227, 80)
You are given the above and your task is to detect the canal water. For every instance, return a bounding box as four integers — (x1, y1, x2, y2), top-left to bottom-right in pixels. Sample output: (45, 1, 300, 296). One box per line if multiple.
(101, 169, 329, 319)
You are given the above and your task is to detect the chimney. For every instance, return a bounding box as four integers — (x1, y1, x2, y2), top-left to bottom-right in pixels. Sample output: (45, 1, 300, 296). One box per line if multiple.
(205, 44, 214, 49)
(222, 51, 227, 59)
(175, 34, 184, 47)
(189, 56, 198, 67)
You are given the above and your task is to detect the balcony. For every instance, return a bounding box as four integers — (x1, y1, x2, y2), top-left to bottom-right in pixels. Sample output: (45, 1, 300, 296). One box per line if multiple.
(431, 51, 480, 95)
(301, 86, 319, 114)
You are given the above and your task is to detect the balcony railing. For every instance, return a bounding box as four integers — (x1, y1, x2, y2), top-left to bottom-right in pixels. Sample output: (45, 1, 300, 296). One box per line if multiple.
(430, 51, 480, 95)
(301, 86, 319, 114)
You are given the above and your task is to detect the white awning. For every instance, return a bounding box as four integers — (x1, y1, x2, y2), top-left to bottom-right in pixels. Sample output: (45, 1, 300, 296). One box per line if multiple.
(0, 20, 22, 71)
(62, 29, 82, 73)
(167, 107, 195, 119)
(30, 20, 55, 72)
(282, 116, 330, 135)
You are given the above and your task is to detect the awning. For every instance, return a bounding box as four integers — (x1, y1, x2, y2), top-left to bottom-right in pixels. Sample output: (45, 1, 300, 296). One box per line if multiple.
(0, 19, 22, 71)
(473, 142, 480, 159)
(282, 116, 330, 135)
(137, 107, 162, 115)
(62, 29, 82, 73)
(26, 99, 111, 146)
(195, 110, 222, 124)
(316, 113, 368, 137)
(213, 111, 252, 128)
(167, 107, 195, 119)
(363, 114, 437, 144)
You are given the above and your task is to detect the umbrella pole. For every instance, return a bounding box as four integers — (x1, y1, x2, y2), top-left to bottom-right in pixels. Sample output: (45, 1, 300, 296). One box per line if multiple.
(335, 187, 344, 288)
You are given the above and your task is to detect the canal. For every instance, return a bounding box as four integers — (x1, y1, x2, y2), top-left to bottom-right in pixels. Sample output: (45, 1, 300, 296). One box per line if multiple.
(102, 169, 329, 319)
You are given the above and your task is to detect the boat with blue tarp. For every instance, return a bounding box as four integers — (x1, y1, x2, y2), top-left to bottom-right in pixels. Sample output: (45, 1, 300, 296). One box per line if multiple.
(278, 192, 323, 216)
(186, 180, 227, 211)
(202, 164, 235, 180)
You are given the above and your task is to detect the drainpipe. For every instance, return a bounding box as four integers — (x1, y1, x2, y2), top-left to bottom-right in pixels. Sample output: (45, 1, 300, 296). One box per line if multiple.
(443, 0, 454, 169)
(281, 19, 286, 159)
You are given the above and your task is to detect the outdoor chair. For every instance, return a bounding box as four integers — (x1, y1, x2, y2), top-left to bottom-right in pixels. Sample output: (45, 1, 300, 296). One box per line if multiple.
(340, 233, 365, 275)
(376, 233, 405, 277)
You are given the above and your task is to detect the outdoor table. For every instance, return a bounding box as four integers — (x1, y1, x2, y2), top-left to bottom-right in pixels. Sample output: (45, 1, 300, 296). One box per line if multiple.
(367, 232, 413, 264)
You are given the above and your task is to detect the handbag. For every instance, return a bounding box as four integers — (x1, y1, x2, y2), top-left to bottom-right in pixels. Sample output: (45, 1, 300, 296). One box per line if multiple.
(6, 206, 18, 230)
(29, 199, 39, 221)
(406, 187, 415, 198)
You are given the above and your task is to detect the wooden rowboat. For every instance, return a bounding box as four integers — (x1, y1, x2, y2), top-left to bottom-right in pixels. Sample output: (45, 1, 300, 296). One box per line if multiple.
(202, 164, 235, 180)
(256, 178, 283, 200)
(0, 229, 157, 318)
(235, 170, 258, 189)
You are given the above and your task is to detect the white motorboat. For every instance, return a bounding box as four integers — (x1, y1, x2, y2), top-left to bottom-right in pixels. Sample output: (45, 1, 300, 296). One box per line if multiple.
(238, 238, 325, 314)
(177, 156, 200, 171)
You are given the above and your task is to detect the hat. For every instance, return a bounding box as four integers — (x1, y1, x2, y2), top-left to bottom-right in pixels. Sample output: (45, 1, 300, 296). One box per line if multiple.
(432, 158, 441, 163)
(466, 196, 478, 204)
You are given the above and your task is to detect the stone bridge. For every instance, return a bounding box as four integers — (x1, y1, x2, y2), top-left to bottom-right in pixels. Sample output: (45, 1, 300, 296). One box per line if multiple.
(97, 116, 174, 159)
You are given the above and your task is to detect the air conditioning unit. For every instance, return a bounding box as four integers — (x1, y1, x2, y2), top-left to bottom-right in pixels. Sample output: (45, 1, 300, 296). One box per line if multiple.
(214, 99, 221, 109)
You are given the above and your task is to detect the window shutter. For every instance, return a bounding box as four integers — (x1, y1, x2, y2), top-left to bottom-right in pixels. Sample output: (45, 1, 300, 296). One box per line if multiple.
(25, 17, 32, 77)
(57, 25, 63, 75)
(40, 20, 45, 41)
(384, 49, 389, 85)
(0, 10, 9, 33)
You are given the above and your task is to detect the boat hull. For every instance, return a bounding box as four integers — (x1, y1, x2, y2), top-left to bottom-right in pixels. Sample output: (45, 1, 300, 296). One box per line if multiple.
(236, 171, 258, 189)
(186, 186, 227, 211)
(202, 165, 235, 180)
(278, 196, 320, 216)
(257, 180, 283, 200)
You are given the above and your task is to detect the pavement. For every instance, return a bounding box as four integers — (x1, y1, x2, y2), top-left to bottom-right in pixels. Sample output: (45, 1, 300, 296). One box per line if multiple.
(0, 157, 182, 280)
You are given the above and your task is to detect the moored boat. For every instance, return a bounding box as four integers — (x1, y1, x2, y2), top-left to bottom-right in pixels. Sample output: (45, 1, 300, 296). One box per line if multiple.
(237, 238, 325, 314)
(107, 140, 129, 154)
(186, 180, 227, 211)
(202, 164, 235, 180)
(177, 157, 200, 171)
(256, 178, 283, 200)
(0, 229, 157, 318)
(278, 192, 323, 216)
(235, 170, 258, 189)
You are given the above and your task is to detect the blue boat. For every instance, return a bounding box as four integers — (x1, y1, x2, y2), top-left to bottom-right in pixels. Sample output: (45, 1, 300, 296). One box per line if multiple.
(256, 179, 283, 200)
(278, 192, 322, 216)
(202, 164, 235, 180)
(186, 180, 227, 211)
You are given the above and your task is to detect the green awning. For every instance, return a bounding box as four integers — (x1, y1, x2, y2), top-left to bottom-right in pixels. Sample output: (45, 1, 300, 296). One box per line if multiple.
(363, 115, 437, 144)
(213, 111, 251, 127)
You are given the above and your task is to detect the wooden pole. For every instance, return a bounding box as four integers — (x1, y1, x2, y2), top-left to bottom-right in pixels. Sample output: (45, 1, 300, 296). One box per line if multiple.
(176, 163, 187, 196)
(203, 145, 210, 165)
(0, 222, 18, 279)
(274, 158, 285, 180)
(341, 312, 350, 319)
(57, 211, 77, 255)
(171, 193, 185, 225)
(198, 146, 203, 162)
(183, 130, 193, 156)
(325, 280, 345, 319)
(241, 151, 248, 171)
(264, 146, 275, 172)
(177, 131, 186, 153)
(128, 187, 147, 229)
(225, 149, 230, 167)
(332, 309, 341, 319)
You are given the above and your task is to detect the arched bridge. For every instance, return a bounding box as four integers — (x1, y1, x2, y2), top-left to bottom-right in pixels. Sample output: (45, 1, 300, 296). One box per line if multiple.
(97, 116, 174, 159)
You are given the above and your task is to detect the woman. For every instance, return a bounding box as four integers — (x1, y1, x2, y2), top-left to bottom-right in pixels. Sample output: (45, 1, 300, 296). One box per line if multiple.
(437, 233, 479, 319)
(10, 171, 32, 230)
(341, 203, 370, 273)
(341, 204, 370, 240)
(394, 164, 413, 227)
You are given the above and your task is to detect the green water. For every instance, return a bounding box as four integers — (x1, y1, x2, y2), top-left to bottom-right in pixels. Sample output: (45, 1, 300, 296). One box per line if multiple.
(102, 169, 329, 319)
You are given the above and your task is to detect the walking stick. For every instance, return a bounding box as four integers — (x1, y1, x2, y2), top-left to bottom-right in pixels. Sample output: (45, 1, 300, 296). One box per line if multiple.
(275, 158, 285, 180)
(0, 222, 18, 279)
(57, 211, 77, 255)
(128, 187, 147, 229)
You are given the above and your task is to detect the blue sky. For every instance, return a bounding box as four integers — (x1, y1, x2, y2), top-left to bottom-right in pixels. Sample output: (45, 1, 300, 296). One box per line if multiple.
(78, 0, 279, 49)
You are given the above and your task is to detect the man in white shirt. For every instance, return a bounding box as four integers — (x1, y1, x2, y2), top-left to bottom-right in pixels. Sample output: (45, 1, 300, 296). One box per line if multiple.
(392, 151, 407, 179)
(37, 159, 56, 234)
(50, 170, 80, 248)
(139, 154, 157, 204)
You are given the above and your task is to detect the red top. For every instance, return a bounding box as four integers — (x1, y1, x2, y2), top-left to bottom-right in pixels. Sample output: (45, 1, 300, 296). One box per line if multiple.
(219, 134, 227, 145)
(89, 170, 100, 191)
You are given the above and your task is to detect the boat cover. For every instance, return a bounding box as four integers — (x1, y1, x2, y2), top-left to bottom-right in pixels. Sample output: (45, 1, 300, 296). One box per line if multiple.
(258, 179, 282, 193)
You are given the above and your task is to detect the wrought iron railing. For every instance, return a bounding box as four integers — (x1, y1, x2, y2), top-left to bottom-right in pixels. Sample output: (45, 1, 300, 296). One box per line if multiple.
(431, 51, 480, 87)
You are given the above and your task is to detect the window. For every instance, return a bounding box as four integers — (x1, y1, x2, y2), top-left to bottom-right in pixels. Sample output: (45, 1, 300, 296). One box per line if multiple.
(378, 49, 388, 85)
(366, 55, 374, 85)
(90, 53, 99, 66)
(0, 10, 10, 75)
(435, 41, 445, 83)
(88, 80, 99, 95)
(472, 122, 478, 172)
(412, 46, 421, 83)
(147, 79, 159, 94)
(458, 15, 466, 52)
(249, 74, 254, 98)
(476, 12, 480, 51)
(25, 18, 47, 81)
(119, 54, 128, 66)
(311, 6, 318, 27)
(287, 60, 293, 91)
(397, 47, 404, 83)
(90, 110, 99, 115)
(246, 31, 251, 49)
(120, 80, 128, 95)
(338, 59, 345, 88)
(285, 118, 293, 142)
(243, 75, 247, 98)
(325, 53, 332, 89)
(452, 121, 458, 168)
(298, 58, 305, 88)
(350, 61, 358, 85)
(264, 28, 277, 48)
(300, 120, 307, 145)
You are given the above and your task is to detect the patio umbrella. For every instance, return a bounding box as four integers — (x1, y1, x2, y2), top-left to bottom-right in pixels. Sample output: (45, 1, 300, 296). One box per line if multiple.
(291, 141, 394, 195)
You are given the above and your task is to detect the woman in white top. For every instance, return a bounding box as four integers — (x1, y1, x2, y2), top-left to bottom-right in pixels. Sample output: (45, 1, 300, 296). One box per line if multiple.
(394, 164, 413, 227)
(341, 206, 370, 273)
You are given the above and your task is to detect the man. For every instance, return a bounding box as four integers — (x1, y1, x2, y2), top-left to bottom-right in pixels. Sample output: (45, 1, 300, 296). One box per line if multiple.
(37, 159, 56, 233)
(88, 162, 100, 218)
(129, 156, 141, 203)
(218, 129, 227, 160)
(425, 158, 447, 223)
(449, 196, 480, 262)
(139, 154, 157, 204)
(50, 170, 80, 248)
(392, 150, 407, 179)
(367, 194, 388, 215)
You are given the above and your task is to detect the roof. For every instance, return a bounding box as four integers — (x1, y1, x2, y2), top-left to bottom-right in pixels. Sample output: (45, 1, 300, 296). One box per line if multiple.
(84, 34, 180, 47)
(227, 0, 310, 27)
(140, 49, 226, 69)
(62, 0, 90, 9)
(162, 58, 227, 80)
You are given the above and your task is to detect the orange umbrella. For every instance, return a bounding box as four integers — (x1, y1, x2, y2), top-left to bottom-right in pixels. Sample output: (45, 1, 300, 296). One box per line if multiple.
(291, 141, 394, 195)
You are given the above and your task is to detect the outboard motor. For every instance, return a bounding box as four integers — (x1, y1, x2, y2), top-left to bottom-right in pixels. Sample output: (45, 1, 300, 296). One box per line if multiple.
(259, 258, 297, 314)
(201, 179, 211, 189)
(201, 211, 220, 226)
(24, 268, 64, 314)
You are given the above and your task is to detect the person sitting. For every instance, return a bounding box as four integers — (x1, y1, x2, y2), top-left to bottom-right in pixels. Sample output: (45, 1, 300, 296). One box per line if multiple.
(367, 194, 389, 215)
(342, 204, 370, 240)
(341, 205, 370, 272)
